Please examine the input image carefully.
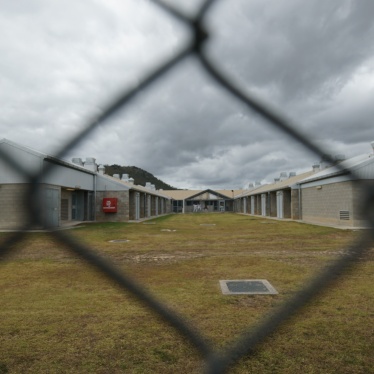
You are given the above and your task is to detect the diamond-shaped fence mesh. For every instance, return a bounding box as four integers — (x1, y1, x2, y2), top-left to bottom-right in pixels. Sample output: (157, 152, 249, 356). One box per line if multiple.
(1, 1, 373, 373)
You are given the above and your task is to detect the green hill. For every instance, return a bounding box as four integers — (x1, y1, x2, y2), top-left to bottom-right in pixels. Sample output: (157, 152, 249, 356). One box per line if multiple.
(104, 165, 176, 190)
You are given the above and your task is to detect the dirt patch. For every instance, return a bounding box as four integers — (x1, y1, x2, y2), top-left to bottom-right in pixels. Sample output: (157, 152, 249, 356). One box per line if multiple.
(116, 251, 205, 264)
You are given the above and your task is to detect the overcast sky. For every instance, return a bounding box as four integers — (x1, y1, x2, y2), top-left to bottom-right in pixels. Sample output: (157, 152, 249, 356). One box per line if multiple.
(1, 0, 374, 189)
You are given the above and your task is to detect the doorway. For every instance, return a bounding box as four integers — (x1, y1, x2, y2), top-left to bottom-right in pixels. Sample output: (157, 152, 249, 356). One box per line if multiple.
(45, 188, 59, 228)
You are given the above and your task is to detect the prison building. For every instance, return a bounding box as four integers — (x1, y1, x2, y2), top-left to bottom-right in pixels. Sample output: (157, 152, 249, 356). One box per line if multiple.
(236, 170, 315, 220)
(0, 139, 171, 229)
(234, 143, 374, 228)
(2, 138, 374, 230)
(295, 148, 374, 228)
(163, 189, 244, 213)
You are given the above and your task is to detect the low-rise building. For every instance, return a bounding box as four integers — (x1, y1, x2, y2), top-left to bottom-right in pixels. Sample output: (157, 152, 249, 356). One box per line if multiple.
(235, 143, 374, 228)
(2, 138, 373, 230)
(0, 139, 171, 229)
(163, 189, 244, 213)
(237, 170, 315, 220)
(295, 146, 374, 228)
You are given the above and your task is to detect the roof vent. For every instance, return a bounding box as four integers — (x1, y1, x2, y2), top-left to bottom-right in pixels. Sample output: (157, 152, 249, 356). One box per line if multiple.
(334, 154, 345, 163)
(254, 181, 261, 186)
(279, 172, 288, 181)
(289, 171, 296, 177)
(121, 174, 129, 181)
(320, 154, 333, 169)
(72, 158, 83, 166)
(145, 182, 152, 189)
(84, 157, 97, 172)
(274, 178, 280, 183)
(113, 174, 120, 179)
(98, 164, 105, 175)
(128, 177, 134, 185)
(312, 163, 320, 172)
(248, 183, 254, 189)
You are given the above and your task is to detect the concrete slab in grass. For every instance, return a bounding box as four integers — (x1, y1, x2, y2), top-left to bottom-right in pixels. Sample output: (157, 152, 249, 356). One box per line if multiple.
(219, 279, 278, 295)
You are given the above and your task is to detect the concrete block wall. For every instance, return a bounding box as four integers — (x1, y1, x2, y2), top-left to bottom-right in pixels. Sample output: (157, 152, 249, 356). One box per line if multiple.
(243, 197, 249, 213)
(301, 181, 354, 226)
(351, 180, 374, 227)
(249, 196, 255, 214)
(0, 183, 60, 229)
(167, 199, 172, 213)
(248, 197, 252, 214)
(151, 196, 156, 216)
(291, 189, 300, 220)
(128, 190, 136, 220)
(255, 195, 261, 215)
(283, 190, 292, 218)
(270, 192, 277, 217)
(265, 194, 271, 216)
(128, 191, 171, 220)
(140, 194, 145, 218)
(95, 190, 130, 222)
(0, 184, 30, 229)
(155, 197, 159, 215)
(249, 196, 256, 214)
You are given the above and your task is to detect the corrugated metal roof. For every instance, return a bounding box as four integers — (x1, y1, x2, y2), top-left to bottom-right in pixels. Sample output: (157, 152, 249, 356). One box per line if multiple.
(161, 189, 244, 200)
(235, 185, 266, 198)
(0, 138, 96, 175)
(216, 189, 245, 198)
(298, 153, 374, 184)
(100, 174, 171, 198)
(161, 190, 202, 200)
(240, 170, 315, 196)
(0, 138, 45, 159)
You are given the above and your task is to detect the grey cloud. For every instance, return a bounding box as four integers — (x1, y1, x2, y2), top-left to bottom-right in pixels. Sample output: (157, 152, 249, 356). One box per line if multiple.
(208, 0, 374, 103)
(1, 0, 373, 189)
(157, 138, 314, 189)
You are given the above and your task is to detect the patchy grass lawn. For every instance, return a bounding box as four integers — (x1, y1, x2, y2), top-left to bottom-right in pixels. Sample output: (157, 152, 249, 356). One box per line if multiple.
(0, 214, 372, 373)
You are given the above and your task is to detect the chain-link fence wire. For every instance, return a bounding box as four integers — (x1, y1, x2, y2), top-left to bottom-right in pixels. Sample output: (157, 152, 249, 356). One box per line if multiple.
(1, 0, 374, 372)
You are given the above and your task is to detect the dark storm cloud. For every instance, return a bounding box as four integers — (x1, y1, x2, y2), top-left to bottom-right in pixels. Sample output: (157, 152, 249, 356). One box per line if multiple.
(1, 0, 373, 189)
(208, 0, 374, 102)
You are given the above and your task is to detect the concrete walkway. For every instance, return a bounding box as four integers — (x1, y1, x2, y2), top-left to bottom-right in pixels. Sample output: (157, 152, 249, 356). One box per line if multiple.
(0, 221, 88, 233)
(237, 213, 370, 230)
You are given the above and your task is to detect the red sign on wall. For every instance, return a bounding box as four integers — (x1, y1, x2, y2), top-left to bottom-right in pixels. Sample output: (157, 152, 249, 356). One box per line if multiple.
(102, 198, 118, 213)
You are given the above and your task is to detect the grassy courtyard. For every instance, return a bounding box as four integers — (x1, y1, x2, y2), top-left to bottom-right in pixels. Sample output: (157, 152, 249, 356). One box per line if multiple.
(0, 213, 373, 373)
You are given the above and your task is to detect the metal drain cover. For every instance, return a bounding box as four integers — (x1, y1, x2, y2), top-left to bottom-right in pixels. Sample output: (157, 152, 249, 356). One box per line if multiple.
(108, 239, 130, 243)
(219, 279, 278, 295)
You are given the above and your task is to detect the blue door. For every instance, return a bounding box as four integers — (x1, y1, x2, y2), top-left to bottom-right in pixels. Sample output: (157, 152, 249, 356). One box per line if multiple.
(45, 188, 59, 228)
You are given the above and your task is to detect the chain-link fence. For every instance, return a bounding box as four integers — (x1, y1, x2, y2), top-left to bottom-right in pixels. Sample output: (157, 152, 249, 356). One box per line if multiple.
(1, 1, 373, 373)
